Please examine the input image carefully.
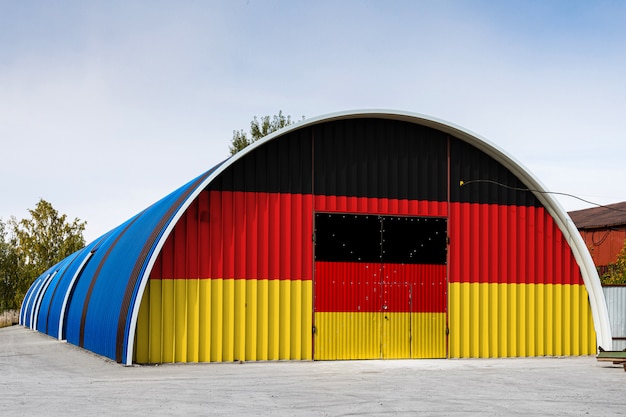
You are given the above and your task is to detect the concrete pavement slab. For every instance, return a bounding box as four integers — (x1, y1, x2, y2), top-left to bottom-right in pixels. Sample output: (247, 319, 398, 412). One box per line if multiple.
(1, 326, 625, 416)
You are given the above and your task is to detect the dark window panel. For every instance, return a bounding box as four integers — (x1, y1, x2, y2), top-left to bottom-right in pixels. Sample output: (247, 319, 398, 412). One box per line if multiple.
(315, 213, 447, 265)
(314, 213, 381, 263)
(381, 216, 447, 265)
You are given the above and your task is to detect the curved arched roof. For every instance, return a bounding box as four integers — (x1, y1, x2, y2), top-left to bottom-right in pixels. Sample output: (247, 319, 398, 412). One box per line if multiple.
(21, 110, 612, 364)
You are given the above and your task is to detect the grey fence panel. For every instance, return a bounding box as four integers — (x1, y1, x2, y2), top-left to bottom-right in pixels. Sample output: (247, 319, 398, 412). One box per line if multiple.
(602, 286, 626, 350)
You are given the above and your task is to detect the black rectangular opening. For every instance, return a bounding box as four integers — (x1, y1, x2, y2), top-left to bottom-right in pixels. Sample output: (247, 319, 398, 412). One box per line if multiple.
(314, 213, 381, 263)
(381, 216, 447, 264)
(315, 213, 447, 265)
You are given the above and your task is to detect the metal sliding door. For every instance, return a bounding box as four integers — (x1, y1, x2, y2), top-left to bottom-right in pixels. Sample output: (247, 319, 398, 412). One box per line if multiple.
(313, 213, 447, 359)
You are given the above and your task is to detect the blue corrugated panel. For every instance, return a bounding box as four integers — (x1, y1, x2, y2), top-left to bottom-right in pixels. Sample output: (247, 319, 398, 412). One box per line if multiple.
(52, 233, 114, 340)
(33, 257, 74, 332)
(35, 247, 86, 337)
(21, 267, 53, 328)
(20, 276, 39, 326)
(64, 216, 138, 351)
(19, 161, 224, 363)
(22, 272, 44, 327)
(19, 277, 36, 325)
(31, 262, 63, 330)
(22, 228, 136, 340)
(61, 168, 216, 362)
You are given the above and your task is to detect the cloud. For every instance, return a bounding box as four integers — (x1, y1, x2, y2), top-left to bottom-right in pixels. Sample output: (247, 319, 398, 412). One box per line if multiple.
(1, 1, 626, 242)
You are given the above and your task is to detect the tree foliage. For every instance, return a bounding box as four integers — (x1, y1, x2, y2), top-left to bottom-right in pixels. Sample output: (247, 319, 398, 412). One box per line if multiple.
(601, 239, 626, 285)
(0, 199, 86, 311)
(229, 111, 303, 155)
(0, 220, 20, 311)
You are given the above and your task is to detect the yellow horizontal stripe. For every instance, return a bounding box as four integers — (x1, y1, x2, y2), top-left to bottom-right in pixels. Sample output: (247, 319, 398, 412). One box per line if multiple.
(448, 283, 596, 358)
(314, 312, 446, 360)
(135, 280, 597, 363)
(135, 279, 312, 363)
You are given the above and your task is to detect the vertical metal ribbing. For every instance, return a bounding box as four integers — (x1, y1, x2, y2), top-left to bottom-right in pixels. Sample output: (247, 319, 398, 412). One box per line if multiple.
(116, 172, 212, 363)
(79, 214, 142, 348)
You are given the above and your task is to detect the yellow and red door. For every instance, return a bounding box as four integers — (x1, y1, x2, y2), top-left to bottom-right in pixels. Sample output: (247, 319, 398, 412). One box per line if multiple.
(313, 213, 447, 360)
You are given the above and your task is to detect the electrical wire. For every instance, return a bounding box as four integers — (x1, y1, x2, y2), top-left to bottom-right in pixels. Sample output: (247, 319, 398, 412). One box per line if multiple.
(591, 229, 611, 246)
(459, 179, 626, 214)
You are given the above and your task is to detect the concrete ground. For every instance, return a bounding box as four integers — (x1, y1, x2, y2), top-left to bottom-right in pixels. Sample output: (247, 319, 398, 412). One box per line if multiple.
(1, 326, 625, 416)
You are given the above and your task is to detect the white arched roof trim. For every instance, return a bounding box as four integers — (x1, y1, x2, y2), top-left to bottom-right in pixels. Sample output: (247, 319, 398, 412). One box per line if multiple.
(31, 270, 58, 331)
(58, 250, 94, 340)
(124, 109, 611, 364)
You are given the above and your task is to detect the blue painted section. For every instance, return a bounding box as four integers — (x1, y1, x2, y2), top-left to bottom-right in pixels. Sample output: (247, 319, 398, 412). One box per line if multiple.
(60, 167, 219, 361)
(19, 159, 226, 362)
(21, 266, 53, 328)
(19, 275, 39, 326)
(64, 215, 139, 350)
(35, 253, 78, 334)
(117, 167, 219, 362)
(32, 261, 64, 331)
(59, 232, 114, 340)
(36, 237, 100, 338)
(19, 277, 36, 325)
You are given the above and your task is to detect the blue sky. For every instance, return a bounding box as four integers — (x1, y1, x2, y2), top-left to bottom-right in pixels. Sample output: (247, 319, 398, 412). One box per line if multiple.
(2, 1, 626, 242)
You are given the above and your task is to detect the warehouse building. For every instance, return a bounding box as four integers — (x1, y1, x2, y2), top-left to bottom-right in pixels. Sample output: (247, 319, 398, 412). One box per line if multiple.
(21, 110, 612, 365)
(569, 202, 626, 276)
(569, 203, 626, 350)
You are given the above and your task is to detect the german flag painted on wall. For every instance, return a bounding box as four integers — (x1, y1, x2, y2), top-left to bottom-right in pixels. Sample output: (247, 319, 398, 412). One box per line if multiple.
(134, 117, 597, 363)
(312, 202, 448, 360)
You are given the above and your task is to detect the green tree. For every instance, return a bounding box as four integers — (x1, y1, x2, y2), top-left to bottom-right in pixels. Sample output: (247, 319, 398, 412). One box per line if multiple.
(0, 219, 20, 310)
(0, 199, 87, 311)
(601, 239, 626, 285)
(229, 111, 303, 155)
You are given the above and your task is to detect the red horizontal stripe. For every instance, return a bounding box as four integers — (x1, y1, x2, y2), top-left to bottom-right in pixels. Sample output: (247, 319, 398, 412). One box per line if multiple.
(151, 192, 447, 281)
(314, 195, 447, 217)
(151, 191, 313, 281)
(448, 203, 584, 285)
(315, 261, 446, 313)
(151, 191, 584, 289)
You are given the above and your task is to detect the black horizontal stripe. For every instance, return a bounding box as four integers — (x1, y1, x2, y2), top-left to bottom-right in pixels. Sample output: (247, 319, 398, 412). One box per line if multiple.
(208, 129, 313, 194)
(449, 138, 541, 207)
(209, 118, 542, 208)
(313, 119, 448, 202)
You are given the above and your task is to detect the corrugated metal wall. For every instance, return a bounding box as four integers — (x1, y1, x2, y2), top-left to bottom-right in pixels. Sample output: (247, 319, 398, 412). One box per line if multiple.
(314, 262, 447, 359)
(133, 117, 598, 363)
(312, 119, 448, 202)
(312, 205, 448, 360)
(135, 190, 313, 363)
(35, 253, 78, 335)
(448, 203, 596, 357)
(449, 283, 595, 357)
(602, 285, 626, 350)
